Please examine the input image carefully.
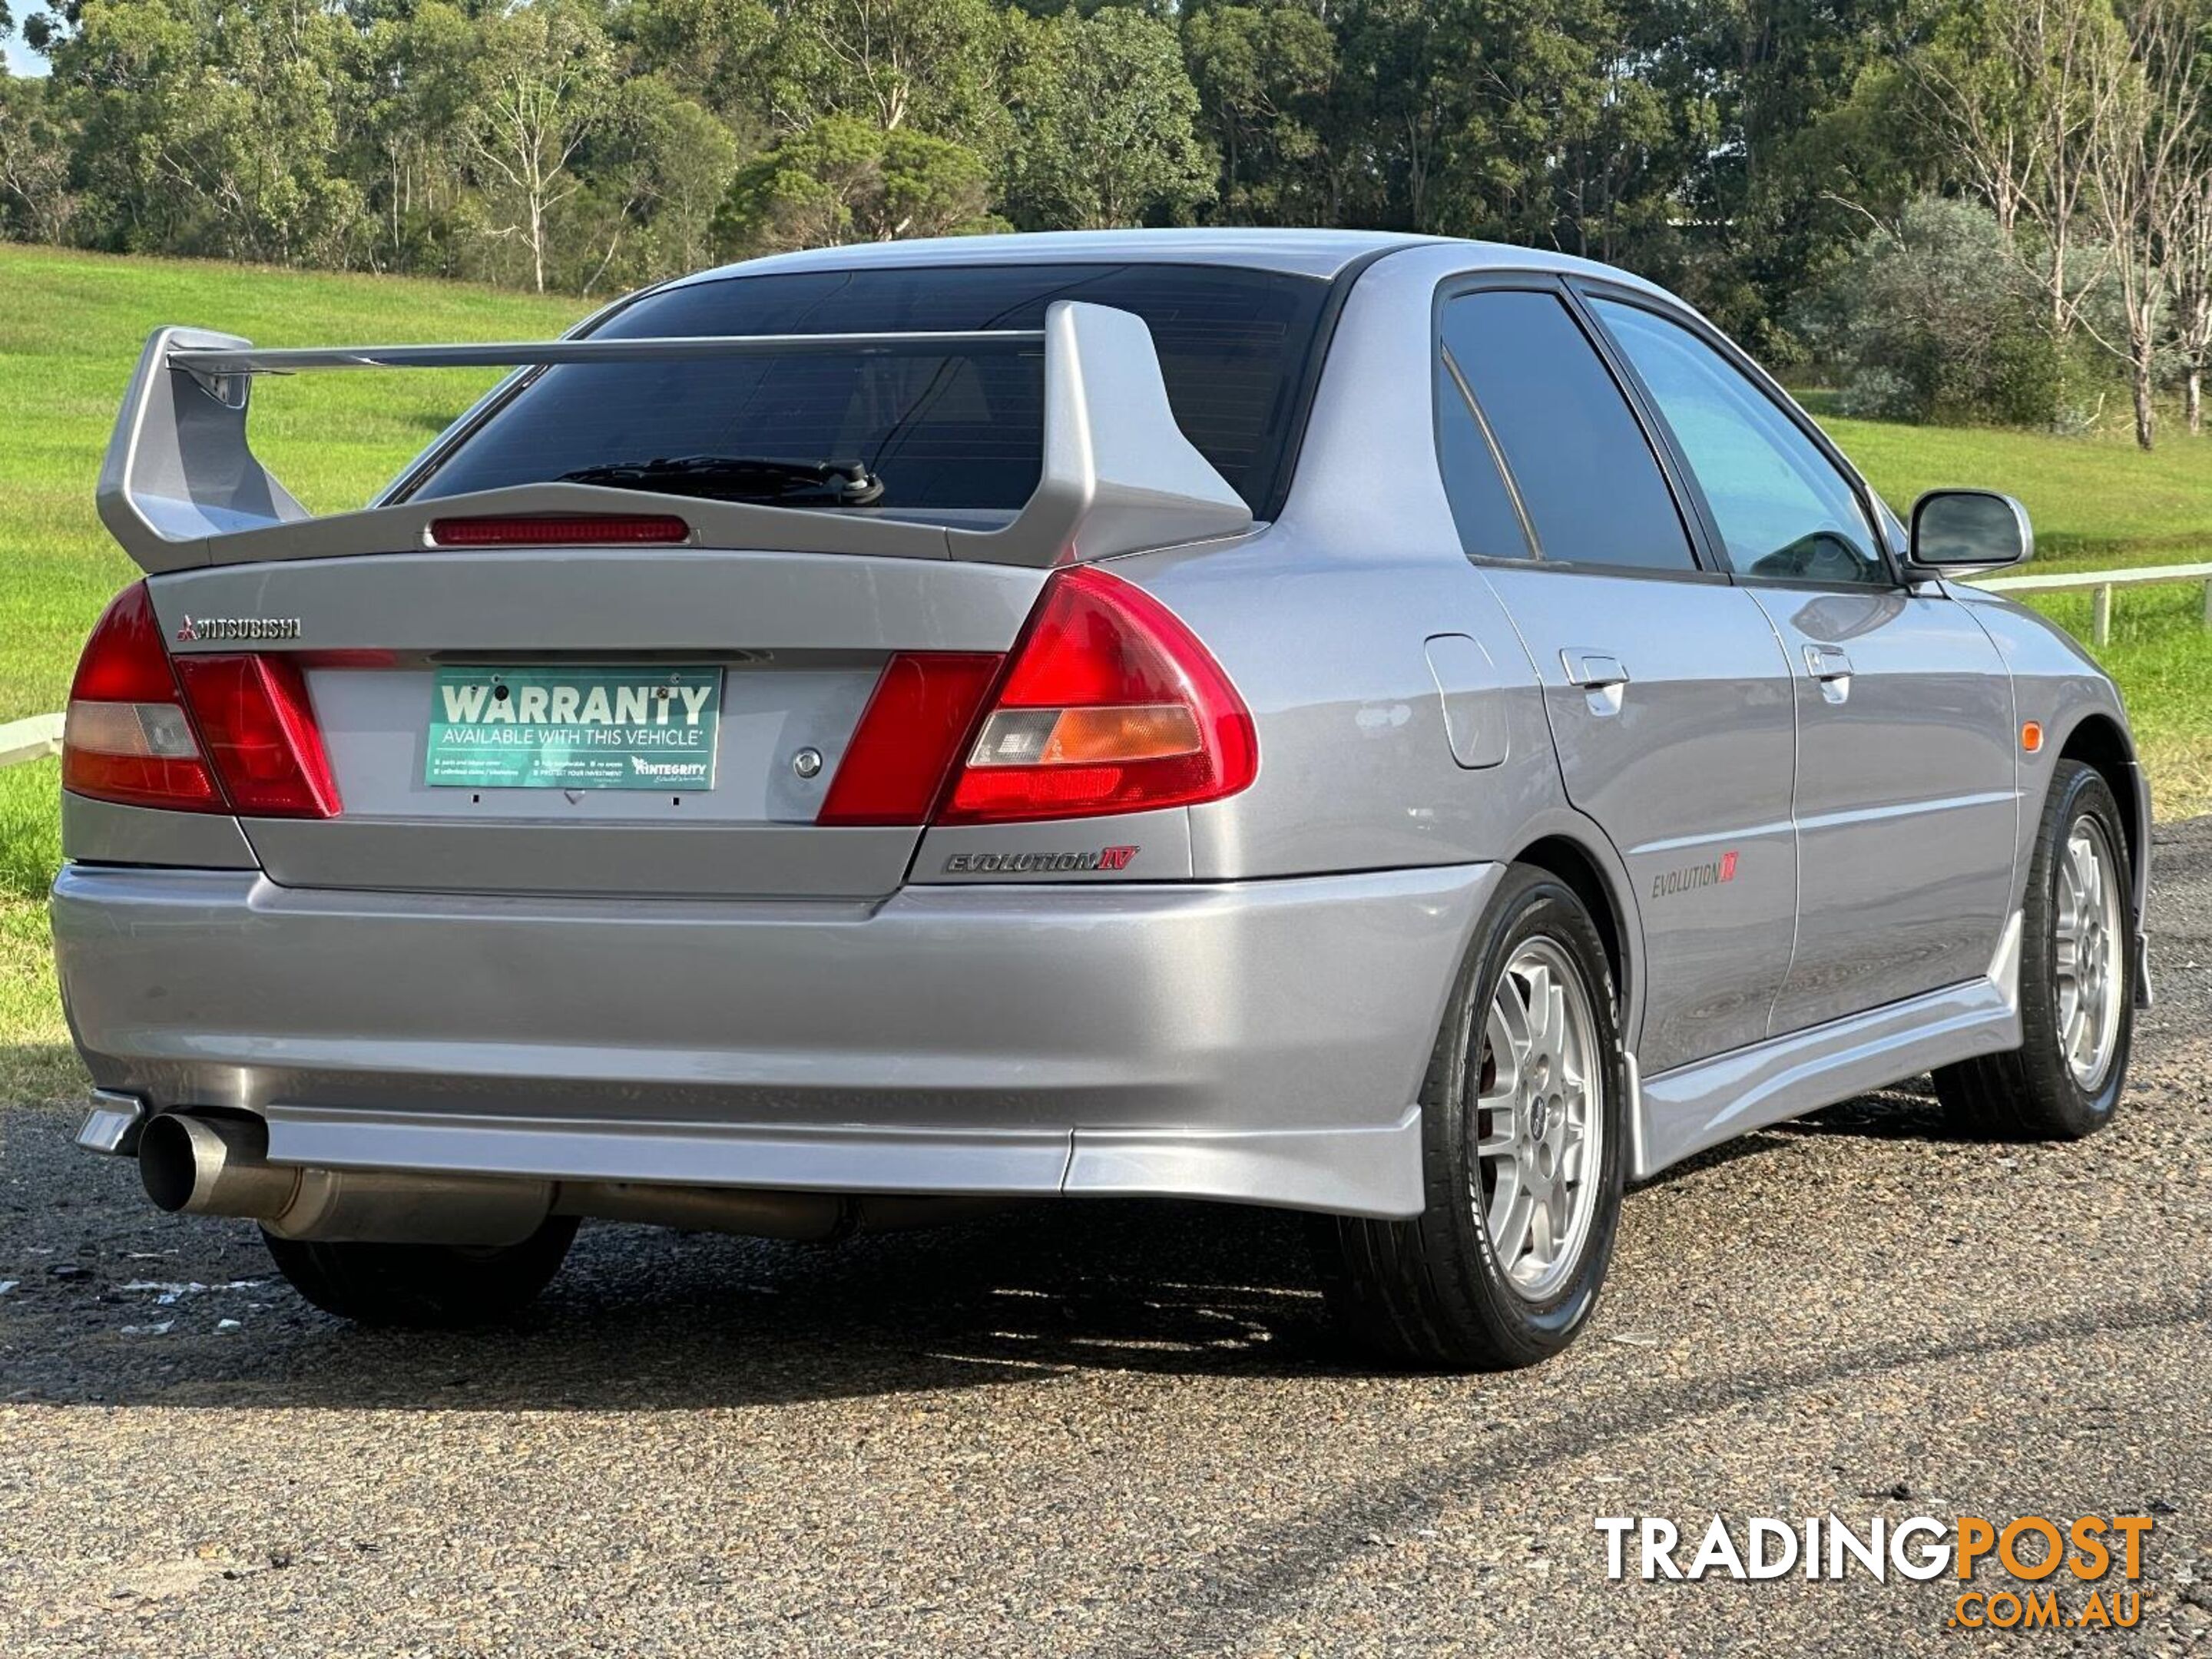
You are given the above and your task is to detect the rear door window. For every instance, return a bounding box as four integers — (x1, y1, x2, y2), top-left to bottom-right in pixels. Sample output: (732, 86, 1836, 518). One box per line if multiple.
(1434, 342, 1535, 561)
(1437, 290, 1697, 573)
(410, 263, 1332, 518)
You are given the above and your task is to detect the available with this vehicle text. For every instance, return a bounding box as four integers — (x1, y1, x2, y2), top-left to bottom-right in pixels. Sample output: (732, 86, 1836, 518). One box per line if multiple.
(55, 229, 2146, 1368)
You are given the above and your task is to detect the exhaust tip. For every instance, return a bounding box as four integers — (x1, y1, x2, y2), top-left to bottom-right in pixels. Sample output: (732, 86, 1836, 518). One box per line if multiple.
(139, 1111, 267, 1214)
(138, 1112, 207, 1211)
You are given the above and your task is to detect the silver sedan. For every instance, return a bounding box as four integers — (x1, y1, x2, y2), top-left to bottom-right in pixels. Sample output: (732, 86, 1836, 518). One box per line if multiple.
(55, 229, 2146, 1368)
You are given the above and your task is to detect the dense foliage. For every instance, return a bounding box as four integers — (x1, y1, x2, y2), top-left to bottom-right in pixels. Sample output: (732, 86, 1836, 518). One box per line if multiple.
(2, 0, 2209, 442)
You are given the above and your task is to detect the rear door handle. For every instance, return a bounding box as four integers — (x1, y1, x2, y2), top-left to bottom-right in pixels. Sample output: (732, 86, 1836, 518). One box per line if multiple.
(1561, 649, 1628, 716)
(1562, 649, 1629, 690)
(1804, 644, 1853, 703)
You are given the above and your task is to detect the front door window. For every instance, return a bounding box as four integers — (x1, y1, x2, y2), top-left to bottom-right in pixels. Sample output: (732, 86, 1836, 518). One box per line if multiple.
(1590, 298, 1888, 588)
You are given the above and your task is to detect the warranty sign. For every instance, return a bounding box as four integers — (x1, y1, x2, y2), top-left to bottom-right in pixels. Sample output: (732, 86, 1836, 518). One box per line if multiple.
(425, 667, 722, 791)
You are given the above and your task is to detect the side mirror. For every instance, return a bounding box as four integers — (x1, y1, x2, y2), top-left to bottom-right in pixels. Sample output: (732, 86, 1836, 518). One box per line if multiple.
(1907, 489, 2032, 573)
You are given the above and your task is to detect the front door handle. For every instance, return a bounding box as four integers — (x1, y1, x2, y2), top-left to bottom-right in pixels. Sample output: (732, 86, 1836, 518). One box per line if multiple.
(1804, 643, 1853, 703)
(1561, 648, 1629, 716)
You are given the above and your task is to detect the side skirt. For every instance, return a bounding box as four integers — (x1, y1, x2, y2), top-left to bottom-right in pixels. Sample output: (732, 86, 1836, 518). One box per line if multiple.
(1630, 913, 2024, 1181)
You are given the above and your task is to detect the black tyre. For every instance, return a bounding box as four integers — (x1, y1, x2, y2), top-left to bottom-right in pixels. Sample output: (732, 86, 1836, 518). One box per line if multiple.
(1933, 760, 2134, 1140)
(1316, 863, 1627, 1370)
(262, 1217, 579, 1329)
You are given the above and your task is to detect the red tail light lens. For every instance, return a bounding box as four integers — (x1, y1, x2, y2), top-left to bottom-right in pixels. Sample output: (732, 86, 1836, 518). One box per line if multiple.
(63, 581, 340, 819)
(171, 655, 342, 817)
(816, 654, 1002, 826)
(63, 584, 221, 811)
(942, 567, 1256, 825)
(818, 568, 1257, 830)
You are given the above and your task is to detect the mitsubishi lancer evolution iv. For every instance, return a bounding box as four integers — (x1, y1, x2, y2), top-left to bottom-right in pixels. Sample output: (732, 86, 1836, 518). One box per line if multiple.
(56, 230, 2147, 1369)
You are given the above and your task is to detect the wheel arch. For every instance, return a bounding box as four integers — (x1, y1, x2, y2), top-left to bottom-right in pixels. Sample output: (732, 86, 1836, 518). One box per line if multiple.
(1510, 830, 1639, 1042)
(2053, 711, 2148, 915)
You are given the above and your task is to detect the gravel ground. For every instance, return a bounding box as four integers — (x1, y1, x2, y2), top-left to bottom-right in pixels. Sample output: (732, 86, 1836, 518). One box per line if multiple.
(3, 826, 2210, 1657)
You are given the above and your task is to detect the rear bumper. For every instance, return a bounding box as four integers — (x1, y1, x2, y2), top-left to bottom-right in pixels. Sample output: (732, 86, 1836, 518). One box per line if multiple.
(53, 862, 1498, 1218)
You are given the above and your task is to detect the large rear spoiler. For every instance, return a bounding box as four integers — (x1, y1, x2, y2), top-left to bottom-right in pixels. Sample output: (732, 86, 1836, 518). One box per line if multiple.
(97, 300, 1253, 574)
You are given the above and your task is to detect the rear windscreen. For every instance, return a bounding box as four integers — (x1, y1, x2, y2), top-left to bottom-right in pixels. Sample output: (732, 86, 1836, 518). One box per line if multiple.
(408, 263, 1333, 518)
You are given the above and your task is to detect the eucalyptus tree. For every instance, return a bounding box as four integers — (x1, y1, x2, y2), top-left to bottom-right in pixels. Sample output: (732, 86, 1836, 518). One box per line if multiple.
(1182, 0, 1338, 223)
(45, 0, 363, 264)
(0, 75, 78, 244)
(712, 108, 990, 253)
(463, 0, 614, 292)
(2085, 0, 2210, 447)
(1002, 4, 1214, 229)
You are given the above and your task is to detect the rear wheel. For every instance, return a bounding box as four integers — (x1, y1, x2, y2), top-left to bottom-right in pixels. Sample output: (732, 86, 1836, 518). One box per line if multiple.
(1317, 864, 1626, 1370)
(262, 1217, 579, 1329)
(1933, 760, 2134, 1139)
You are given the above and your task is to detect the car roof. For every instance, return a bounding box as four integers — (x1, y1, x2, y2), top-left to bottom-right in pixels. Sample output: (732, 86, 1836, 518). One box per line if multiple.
(659, 228, 1667, 290)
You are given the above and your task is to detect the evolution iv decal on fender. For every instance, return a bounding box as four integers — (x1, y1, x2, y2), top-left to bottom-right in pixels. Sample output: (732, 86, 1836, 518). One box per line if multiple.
(1652, 849, 1738, 899)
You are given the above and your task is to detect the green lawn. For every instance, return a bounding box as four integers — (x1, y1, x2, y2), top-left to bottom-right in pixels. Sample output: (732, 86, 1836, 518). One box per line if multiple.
(0, 243, 2208, 1082)
(1814, 412, 2212, 813)
(0, 246, 585, 1088)
(1816, 412, 2212, 576)
(0, 245, 586, 725)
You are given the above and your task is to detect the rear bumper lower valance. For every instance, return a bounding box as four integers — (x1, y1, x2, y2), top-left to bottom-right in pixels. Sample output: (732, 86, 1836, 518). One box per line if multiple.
(53, 861, 1499, 1217)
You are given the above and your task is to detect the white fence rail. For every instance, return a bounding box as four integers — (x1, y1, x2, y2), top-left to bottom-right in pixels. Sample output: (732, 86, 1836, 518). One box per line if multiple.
(1972, 560, 2212, 647)
(0, 713, 63, 771)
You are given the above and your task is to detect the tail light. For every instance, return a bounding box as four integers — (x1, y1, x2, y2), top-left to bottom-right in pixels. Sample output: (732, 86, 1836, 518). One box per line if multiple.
(61, 585, 220, 811)
(63, 582, 340, 818)
(816, 566, 1256, 827)
(171, 655, 341, 816)
(815, 654, 1003, 826)
(941, 569, 1257, 823)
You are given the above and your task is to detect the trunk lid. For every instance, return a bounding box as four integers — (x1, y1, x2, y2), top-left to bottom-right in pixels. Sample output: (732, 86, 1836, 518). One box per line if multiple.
(145, 550, 1047, 899)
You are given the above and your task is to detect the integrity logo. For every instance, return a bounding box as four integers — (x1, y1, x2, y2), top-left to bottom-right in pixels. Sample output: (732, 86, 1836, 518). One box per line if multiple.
(628, 755, 709, 780)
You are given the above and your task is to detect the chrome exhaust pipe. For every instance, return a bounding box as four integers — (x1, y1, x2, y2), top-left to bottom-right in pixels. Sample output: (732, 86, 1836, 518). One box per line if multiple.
(137, 1112, 1008, 1246)
(138, 1111, 552, 1247)
(138, 1111, 296, 1219)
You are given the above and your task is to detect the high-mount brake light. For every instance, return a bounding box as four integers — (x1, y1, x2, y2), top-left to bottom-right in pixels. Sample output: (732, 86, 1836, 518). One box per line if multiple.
(61, 581, 341, 819)
(429, 514, 690, 547)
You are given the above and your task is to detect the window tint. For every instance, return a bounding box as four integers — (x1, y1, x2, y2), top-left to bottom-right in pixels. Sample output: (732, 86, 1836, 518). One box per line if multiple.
(1592, 299, 1887, 586)
(413, 264, 1332, 518)
(1438, 290, 1694, 572)
(1435, 349, 1533, 560)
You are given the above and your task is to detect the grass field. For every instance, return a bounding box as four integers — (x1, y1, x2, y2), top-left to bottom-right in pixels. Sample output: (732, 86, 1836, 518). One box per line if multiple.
(1807, 404, 2212, 576)
(0, 247, 584, 1092)
(1, 243, 2208, 1087)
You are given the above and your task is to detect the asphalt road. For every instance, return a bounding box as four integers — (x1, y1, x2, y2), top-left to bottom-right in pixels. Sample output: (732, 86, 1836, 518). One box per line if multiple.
(4, 826, 2210, 1657)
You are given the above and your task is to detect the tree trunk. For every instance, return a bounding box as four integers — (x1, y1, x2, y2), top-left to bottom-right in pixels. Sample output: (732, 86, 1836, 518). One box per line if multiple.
(2131, 341, 2157, 451)
(2189, 367, 2204, 436)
